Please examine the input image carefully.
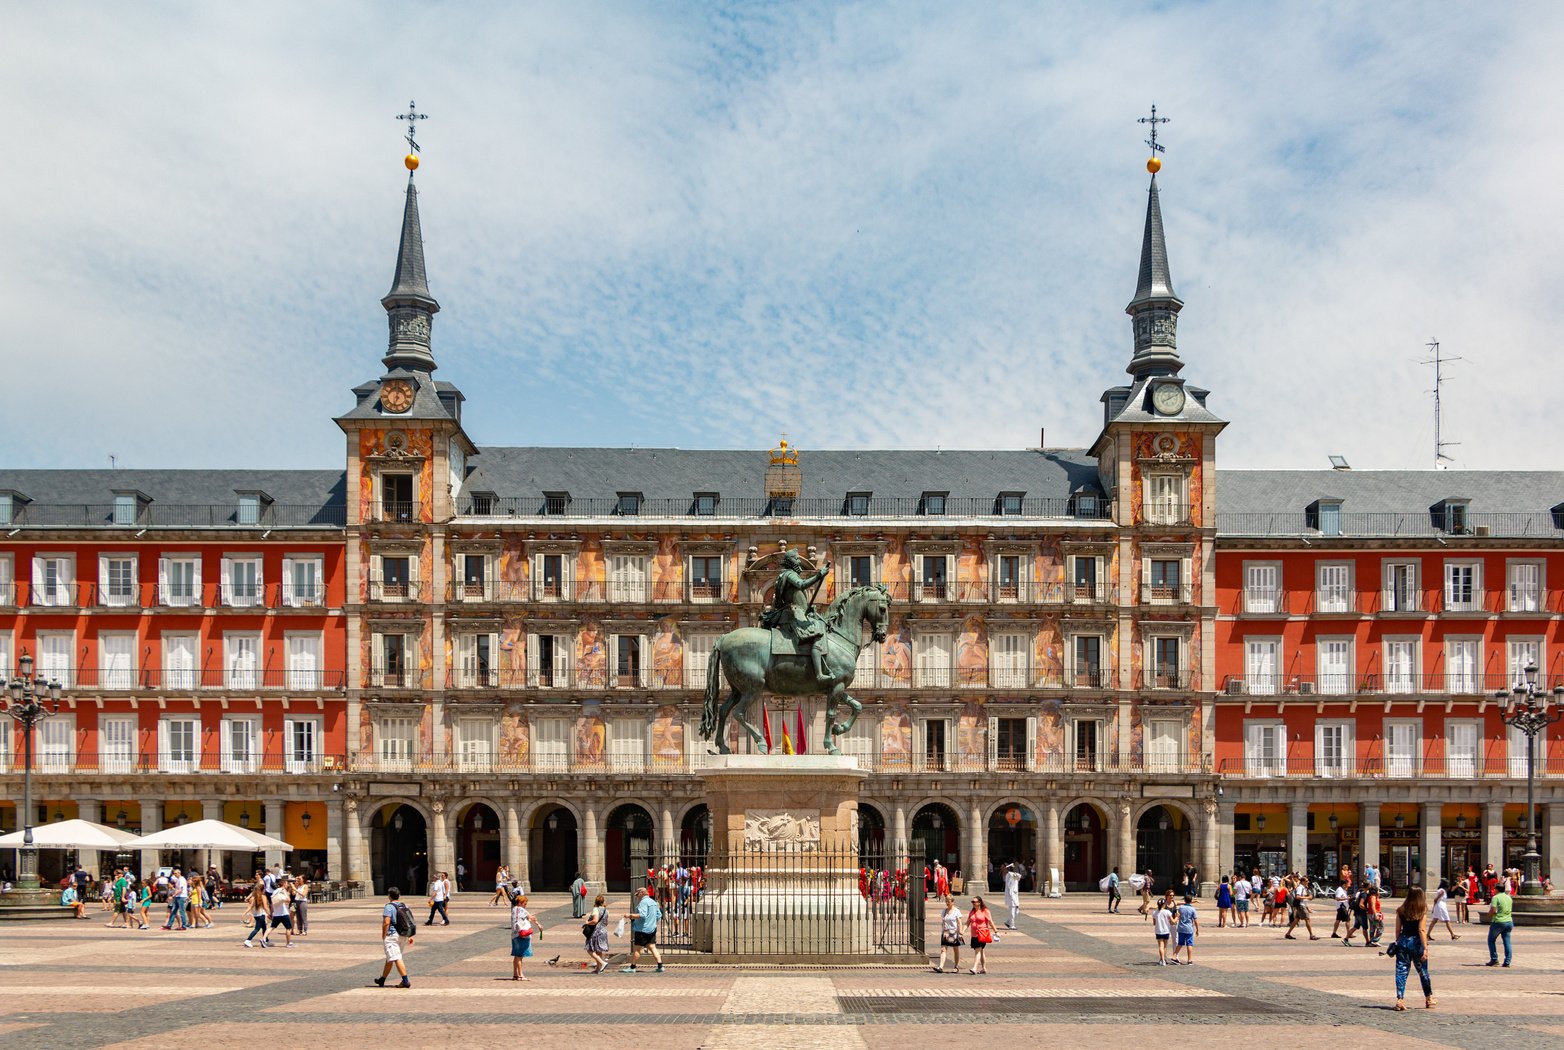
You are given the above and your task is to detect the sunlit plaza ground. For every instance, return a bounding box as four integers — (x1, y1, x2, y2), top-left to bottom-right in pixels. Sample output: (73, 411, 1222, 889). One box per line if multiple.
(2, 891, 1561, 1049)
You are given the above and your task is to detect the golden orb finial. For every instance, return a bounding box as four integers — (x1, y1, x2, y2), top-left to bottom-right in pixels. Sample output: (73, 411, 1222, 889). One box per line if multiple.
(405, 152, 420, 171)
(1146, 156, 1161, 174)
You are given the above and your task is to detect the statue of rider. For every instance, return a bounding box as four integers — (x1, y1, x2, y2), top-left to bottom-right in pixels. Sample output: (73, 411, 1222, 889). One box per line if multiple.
(760, 549, 833, 685)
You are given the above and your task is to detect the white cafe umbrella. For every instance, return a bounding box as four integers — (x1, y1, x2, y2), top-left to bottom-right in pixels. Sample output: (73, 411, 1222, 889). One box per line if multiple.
(126, 819, 292, 852)
(0, 818, 143, 850)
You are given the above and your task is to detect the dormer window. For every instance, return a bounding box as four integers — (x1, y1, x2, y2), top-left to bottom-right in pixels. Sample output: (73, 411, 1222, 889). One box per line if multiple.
(997, 492, 1025, 516)
(1306, 499, 1343, 537)
(113, 490, 151, 527)
(542, 491, 571, 516)
(693, 492, 719, 516)
(846, 492, 871, 516)
(920, 492, 947, 516)
(615, 492, 643, 516)
(1070, 491, 1102, 518)
(234, 490, 271, 527)
(1553, 502, 1564, 531)
(1433, 499, 1470, 535)
(468, 491, 496, 515)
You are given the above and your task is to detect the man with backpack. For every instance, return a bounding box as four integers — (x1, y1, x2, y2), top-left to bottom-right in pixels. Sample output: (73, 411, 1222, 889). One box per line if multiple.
(376, 887, 415, 988)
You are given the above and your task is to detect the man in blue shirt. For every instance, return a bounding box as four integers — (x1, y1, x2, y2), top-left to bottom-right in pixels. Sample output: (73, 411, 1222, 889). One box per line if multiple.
(620, 887, 665, 973)
(1175, 895, 1200, 965)
(1106, 867, 1121, 913)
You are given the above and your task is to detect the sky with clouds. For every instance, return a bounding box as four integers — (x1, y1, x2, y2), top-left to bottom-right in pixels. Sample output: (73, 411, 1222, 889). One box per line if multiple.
(6, 2, 1561, 473)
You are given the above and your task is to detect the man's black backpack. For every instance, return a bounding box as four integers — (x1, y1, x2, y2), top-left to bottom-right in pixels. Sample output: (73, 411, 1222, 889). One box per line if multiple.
(391, 901, 415, 938)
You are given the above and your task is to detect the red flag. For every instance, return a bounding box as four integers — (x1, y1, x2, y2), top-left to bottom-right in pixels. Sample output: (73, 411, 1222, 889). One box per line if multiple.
(762, 701, 773, 751)
(796, 703, 808, 754)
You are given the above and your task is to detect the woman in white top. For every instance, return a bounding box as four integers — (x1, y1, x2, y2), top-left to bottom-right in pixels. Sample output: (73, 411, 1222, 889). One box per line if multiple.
(1429, 879, 1458, 940)
(934, 897, 963, 973)
(490, 866, 511, 907)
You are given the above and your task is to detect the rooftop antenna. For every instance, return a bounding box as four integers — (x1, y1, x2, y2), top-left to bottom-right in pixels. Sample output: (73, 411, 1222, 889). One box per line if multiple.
(109, 454, 117, 470)
(1420, 339, 1462, 469)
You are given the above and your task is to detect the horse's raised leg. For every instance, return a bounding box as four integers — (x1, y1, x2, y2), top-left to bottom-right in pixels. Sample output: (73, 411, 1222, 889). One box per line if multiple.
(714, 686, 742, 754)
(731, 689, 767, 754)
(828, 686, 862, 752)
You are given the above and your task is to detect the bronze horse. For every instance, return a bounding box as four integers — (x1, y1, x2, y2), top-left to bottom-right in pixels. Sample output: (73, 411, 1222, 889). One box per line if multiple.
(700, 584, 890, 756)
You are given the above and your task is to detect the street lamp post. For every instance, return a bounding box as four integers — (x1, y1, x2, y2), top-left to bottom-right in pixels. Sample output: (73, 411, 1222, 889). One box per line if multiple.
(2, 653, 64, 891)
(1495, 662, 1564, 896)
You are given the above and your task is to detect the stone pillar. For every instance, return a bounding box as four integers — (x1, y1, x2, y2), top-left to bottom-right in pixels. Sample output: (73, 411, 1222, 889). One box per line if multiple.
(659, 803, 676, 865)
(77, 798, 102, 877)
(892, 802, 908, 853)
(1288, 801, 1309, 876)
(1421, 801, 1443, 892)
(429, 799, 452, 880)
(1217, 801, 1237, 881)
(1043, 801, 1062, 896)
(345, 797, 369, 884)
(1198, 799, 1220, 896)
(1483, 801, 1505, 871)
(138, 800, 163, 878)
(264, 800, 286, 871)
(503, 801, 525, 888)
(967, 802, 984, 885)
(583, 804, 603, 885)
(1360, 801, 1381, 877)
(1117, 801, 1135, 879)
(326, 798, 345, 882)
(1546, 804, 1564, 890)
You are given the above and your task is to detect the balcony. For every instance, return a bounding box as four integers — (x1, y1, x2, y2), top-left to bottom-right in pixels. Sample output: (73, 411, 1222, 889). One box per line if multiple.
(368, 576, 423, 603)
(66, 666, 345, 691)
(990, 578, 1034, 604)
(1144, 667, 1194, 691)
(1140, 503, 1195, 527)
(912, 580, 953, 603)
(1063, 581, 1112, 606)
(368, 668, 425, 690)
(373, 501, 418, 524)
(1238, 591, 1289, 617)
(1141, 582, 1193, 606)
(1302, 590, 1365, 616)
(455, 494, 1114, 522)
(14, 750, 342, 777)
(1222, 672, 1552, 698)
(871, 750, 1209, 775)
(1221, 752, 1561, 780)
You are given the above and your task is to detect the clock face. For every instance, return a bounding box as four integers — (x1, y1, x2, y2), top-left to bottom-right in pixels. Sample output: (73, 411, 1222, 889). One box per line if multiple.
(1152, 382, 1185, 416)
(381, 379, 415, 414)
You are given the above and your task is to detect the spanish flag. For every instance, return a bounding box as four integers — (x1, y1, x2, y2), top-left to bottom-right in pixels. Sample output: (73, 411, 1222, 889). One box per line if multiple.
(781, 713, 795, 755)
(795, 703, 808, 754)
(762, 701, 773, 751)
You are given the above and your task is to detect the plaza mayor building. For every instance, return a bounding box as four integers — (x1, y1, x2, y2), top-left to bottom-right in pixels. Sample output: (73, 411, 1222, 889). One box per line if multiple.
(2, 154, 1560, 898)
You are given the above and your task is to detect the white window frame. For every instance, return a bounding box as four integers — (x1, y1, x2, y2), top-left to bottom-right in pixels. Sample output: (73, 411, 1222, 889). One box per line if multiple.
(1315, 561, 1352, 614)
(607, 715, 647, 773)
(1067, 631, 1108, 688)
(1067, 553, 1106, 603)
(607, 553, 649, 603)
(220, 715, 261, 774)
(375, 716, 419, 772)
(1068, 716, 1106, 772)
(32, 554, 75, 608)
(1316, 637, 1352, 694)
(455, 631, 499, 688)
(158, 715, 201, 774)
(370, 552, 418, 603)
(222, 554, 264, 608)
(686, 553, 724, 604)
(285, 632, 323, 691)
(39, 715, 74, 773)
(98, 553, 138, 608)
(1444, 637, 1481, 694)
(283, 715, 321, 773)
(1508, 722, 1532, 778)
(1506, 559, 1544, 613)
(454, 551, 494, 602)
(158, 554, 201, 608)
(455, 717, 495, 772)
(99, 631, 137, 691)
(282, 555, 324, 607)
(527, 632, 574, 688)
(916, 715, 952, 772)
(913, 630, 953, 688)
(1507, 637, 1544, 689)
(370, 631, 417, 689)
(1243, 561, 1283, 614)
(100, 714, 137, 774)
(0, 630, 10, 681)
(609, 631, 648, 688)
(37, 630, 75, 688)
(1384, 637, 1420, 694)
(1145, 634, 1186, 690)
(1314, 720, 1354, 778)
(990, 631, 1029, 689)
(1382, 559, 1420, 612)
(223, 632, 262, 690)
(914, 553, 952, 602)
(531, 715, 570, 772)
(1444, 718, 1481, 778)
(1146, 716, 1183, 773)
(162, 632, 199, 690)
(1443, 559, 1483, 613)
(991, 552, 1028, 603)
(0, 554, 12, 607)
(1244, 637, 1282, 695)
(1144, 472, 1186, 525)
(1384, 719, 1421, 778)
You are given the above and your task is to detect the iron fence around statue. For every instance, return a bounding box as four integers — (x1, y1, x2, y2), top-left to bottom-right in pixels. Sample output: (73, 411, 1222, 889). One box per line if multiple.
(631, 843, 923, 957)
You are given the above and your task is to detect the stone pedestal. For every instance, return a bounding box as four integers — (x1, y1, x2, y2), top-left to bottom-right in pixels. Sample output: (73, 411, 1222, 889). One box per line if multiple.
(692, 754, 910, 960)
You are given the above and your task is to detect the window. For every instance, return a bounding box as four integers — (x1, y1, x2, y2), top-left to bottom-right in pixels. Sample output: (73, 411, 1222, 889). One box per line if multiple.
(1438, 500, 1470, 534)
(159, 556, 200, 607)
(162, 633, 197, 690)
(236, 494, 261, 526)
(1508, 638, 1543, 688)
(0, 555, 11, 606)
(32, 555, 74, 607)
(1445, 639, 1480, 694)
(1070, 554, 1102, 602)
(284, 717, 320, 773)
(1147, 718, 1182, 772)
(468, 491, 496, 515)
(1315, 721, 1353, 777)
(608, 554, 648, 602)
(382, 474, 414, 521)
(1317, 638, 1352, 694)
(1383, 561, 1419, 612)
(1508, 561, 1543, 612)
(997, 492, 1024, 516)
(994, 717, 1029, 771)
(282, 556, 323, 606)
(39, 715, 74, 773)
(1508, 722, 1532, 778)
(38, 631, 74, 687)
(919, 718, 949, 772)
(1445, 719, 1479, 778)
(690, 555, 723, 602)
(222, 555, 262, 607)
(0, 632, 10, 679)
(456, 633, 495, 688)
(920, 492, 947, 515)
(456, 717, 495, 772)
(1072, 634, 1104, 688)
(0, 495, 12, 525)
(286, 634, 322, 690)
(612, 634, 644, 687)
(914, 632, 952, 687)
(1385, 639, 1419, 694)
(990, 632, 1028, 688)
(220, 716, 260, 773)
(693, 493, 718, 516)
(1151, 636, 1182, 688)
(533, 552, 570, 602)
(608, 717, 646, 772)
(531, 716, 569, 771)
(1384, 720, 1420, 778)
(457, 552, 491, 601)
(1307, 500, 1343, 536)
(375, 716, 418, 770)
(1243, 562, 1281, 613)
(1145, 474, 1184, 524)
(113, 494, 139, 526)
(224, 633, 260, 689)
(1443, 561, 1481, 612)
(372, 633, 411, 688)
(542, 491, 571, 515)
(916, 553, 950, 601)
(97, 555, 137, 607)
(615, 492, 642, 516)
(530, 633, 571, 688)
(1071, 492, 1101, 518)
(1244, 638, 1280, 695)
(375, 555, 413, 601)
(1316, 563, 1351, 613)
(682, 632, 718, 690)
(101, 715, 136, 774)
(1149, 558, 1182, 602)
(848, 555, 875, 589)
(1071, 718, 1103, 772)
(854, 634, 880, 687)
(158, 717, 200, 774)
(994, 554, 1024, 601)
(100, 632, 136, 690)
(846, 492, 871, 516)
(1244, 721, 1284, 776)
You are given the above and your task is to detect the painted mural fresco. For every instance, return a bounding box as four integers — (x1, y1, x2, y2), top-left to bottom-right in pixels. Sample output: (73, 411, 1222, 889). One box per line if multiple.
(576, 620, 606, 687)
(956, 701, 986, 765)
(882, 536, 909, 596)
(880, 617, 912, 685)
(579, 538, 606, 602)
(499, 707, 530, 766)
(651, 616, 682, 688)
(574, 708, 606, 768)
(881, 703, 912, 769)
(651, 705, 683, 767)
(957, 536, 988, 601)
(1032, 623, 1062, 683)
(1130, 430, 1204, 526)
(1036, 699, 1065, 762)
(652, 535, 681, 600)
(357, 428, 436, 525)
(956, 614, 988, 687)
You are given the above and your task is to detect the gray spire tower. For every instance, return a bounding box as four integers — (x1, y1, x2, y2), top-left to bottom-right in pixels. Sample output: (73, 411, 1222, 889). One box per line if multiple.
(1124, 172, 1183, 379)
(381, 173, 440, 373)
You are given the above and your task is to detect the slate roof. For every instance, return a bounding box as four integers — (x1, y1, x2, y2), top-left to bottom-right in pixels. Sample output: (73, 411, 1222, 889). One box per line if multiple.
(0, 469, 346, 528)
(335, 369, 462, 423)
(1130, 174, 1179, 307)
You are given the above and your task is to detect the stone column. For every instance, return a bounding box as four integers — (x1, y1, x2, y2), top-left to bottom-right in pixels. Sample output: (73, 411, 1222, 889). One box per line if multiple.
(77, 798, 102, 877)
(582, 804, 603, 886)
(892, 802, 908, 854)
(264, 800, 286, 871)
(1198, 798, 1220, 896)
(1483, 801, 1505, 871)
(503, 801, 525, 888)
(967, 802, 984, 885)
(1360, 801, 1381, 876)
(1546, 803, 1564, 890)
(1117, 801, 1135, 879)
(345, 797, 369, 884)
(659, 803, 676, 865)
(326, 798, 345, 882)
(429, 799, 452, 879)
(138, 800, 163, 878)
(1421, 801, 1443, 892)
(1043, 801, 1062, 896)
(1217, 801, 1237, 880)
(1288, 801, 1309, 876)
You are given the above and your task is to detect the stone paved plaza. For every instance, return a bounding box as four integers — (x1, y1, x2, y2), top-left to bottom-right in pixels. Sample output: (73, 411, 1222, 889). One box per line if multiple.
(2, 892, 1560, 1049)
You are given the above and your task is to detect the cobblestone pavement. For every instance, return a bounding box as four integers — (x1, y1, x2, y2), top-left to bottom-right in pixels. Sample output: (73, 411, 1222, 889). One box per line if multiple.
(2, 891, 1560, 1049)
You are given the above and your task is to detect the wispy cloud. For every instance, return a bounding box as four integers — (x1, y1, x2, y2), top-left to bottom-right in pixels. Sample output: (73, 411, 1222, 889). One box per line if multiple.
(6, 2, 1560, 471)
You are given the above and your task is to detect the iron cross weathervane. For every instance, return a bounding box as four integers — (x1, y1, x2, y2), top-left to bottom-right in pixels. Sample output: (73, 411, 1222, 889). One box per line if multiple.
(398, 100, 428, 154)
(1139, 104, 1169, 156)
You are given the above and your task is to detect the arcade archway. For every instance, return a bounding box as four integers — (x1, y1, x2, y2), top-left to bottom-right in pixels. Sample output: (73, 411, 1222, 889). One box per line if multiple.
(456, 802, 501, 890)
(370, 803, 428, 896)
(529, 805, 578, 891)
(606, 803, 654, 891)
(1061, 801, 1107, 891)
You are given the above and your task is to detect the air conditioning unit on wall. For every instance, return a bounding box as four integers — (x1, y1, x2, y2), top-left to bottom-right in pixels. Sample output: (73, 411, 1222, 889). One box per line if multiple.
(1225, 679, 1246, 695)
